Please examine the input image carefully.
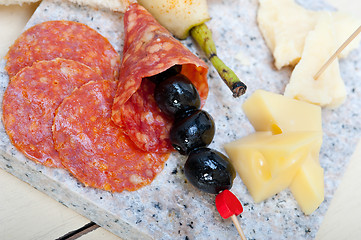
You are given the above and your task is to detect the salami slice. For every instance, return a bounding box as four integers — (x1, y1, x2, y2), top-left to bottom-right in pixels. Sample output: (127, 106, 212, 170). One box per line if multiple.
(112, 3, 209, 153)
(5, 20, 120, 81)
(120, 78, 174, 153)
(52, 80, 169, 192)
(2, 58, 105, 168)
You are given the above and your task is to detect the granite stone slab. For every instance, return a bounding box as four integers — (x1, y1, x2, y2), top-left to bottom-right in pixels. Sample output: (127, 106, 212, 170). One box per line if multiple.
(0, 0, 360, 239)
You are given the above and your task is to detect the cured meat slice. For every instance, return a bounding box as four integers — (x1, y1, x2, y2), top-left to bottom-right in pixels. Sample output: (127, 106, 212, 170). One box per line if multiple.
(52, 80, 169, 192)
(5, 20, 120, 81)
(2, 58, 105, 168)
(112, 3, 209, 153)
(120, 78, 173, 153)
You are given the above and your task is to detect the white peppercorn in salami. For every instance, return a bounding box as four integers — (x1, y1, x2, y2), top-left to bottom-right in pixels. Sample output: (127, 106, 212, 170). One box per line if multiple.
(112, 3, 209, 153)
(52, 80, 169, 192)
(2, 58, 105, 168)
(5, 20, 120, 81)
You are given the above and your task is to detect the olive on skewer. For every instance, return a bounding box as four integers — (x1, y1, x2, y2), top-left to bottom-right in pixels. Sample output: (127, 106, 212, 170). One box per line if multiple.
(151, 66, 236, 194)
(154, 73, 200, 118)
(147, 64, 183, 85)
(170, 110, 215, 155)
(150, 66, 246, 239)
(185, 148, 236, 194)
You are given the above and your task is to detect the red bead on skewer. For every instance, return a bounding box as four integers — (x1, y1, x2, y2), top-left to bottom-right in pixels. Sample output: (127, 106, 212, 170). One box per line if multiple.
(216, 190, 247, 240)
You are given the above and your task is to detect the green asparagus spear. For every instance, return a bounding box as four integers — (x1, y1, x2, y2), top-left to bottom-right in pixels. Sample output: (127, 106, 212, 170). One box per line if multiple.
(190, 23, 247, 98)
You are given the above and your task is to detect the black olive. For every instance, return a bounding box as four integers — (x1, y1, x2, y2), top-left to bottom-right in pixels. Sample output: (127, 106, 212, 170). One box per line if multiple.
(154, 74, 201, 118)
(170, 109, 215, 155)
(146, 65, 182, 85)
(184, 148, 236, 194)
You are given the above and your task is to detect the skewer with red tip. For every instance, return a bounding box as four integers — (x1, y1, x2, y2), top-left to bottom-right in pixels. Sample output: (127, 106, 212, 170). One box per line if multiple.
(150, 51, 244, 237)
(216, 190, 247, 240)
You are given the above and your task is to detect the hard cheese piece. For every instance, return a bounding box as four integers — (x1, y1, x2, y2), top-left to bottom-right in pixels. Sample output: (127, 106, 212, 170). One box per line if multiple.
(284, 13, 346, 108)
(242, 89, 324, 214)
(334, 12, 361, 58)
(224, 131, 322, 202)
(289, 155, 324, 215)
(290, 129, 324, 215)
(257, 0, 361, 69)
(137, 0, 210, 39)
(257, 0, 318, 69)
(242, 89, 322, 134)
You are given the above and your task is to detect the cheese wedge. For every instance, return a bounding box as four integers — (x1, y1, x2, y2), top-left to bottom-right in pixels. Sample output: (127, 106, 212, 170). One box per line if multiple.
(284, 13, 346, 108)
(290, 125, 324, 215)
(225, 131, 322, 202)
(289, 155, 324, 215)
(242, 89, 322, 133)
(240, 89, 324, 214)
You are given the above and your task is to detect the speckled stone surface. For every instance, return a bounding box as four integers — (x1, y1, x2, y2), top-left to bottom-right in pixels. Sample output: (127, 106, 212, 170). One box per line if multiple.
(0, 0, 360, 239)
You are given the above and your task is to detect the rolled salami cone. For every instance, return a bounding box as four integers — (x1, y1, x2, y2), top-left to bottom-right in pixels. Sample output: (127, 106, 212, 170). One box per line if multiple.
(112, 3, 209, 153)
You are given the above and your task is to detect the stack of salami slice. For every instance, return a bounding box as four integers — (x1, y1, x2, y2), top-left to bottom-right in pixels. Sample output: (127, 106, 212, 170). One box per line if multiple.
(2, 3, 209, 192)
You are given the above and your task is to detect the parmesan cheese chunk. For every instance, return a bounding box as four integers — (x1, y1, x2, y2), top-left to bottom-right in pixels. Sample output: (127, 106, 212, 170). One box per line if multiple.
(333, 12, 361, 58)
(284, 13, 346, 108)
(257, 0, 361, 69)
(257, 0, 317, 69)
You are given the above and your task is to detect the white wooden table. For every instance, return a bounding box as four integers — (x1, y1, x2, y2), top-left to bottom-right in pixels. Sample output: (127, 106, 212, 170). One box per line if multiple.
(0, 1, 360, 239)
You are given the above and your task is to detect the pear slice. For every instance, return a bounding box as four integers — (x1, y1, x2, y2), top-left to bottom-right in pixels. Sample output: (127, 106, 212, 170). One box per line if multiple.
(137, 0, 247, 97)
(137, 0, 210, 39)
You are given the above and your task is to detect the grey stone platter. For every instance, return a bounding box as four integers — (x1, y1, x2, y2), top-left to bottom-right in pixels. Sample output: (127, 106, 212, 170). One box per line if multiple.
(0, 0, 360, 239)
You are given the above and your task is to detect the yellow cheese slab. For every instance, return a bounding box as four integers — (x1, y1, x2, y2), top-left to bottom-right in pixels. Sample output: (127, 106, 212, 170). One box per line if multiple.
(242, 89, 322, 134)
(290, 155, 324, 215)
(225, 131, 322, 202)
(290, 129, 324, 215)
(242, 89, 324, 214)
